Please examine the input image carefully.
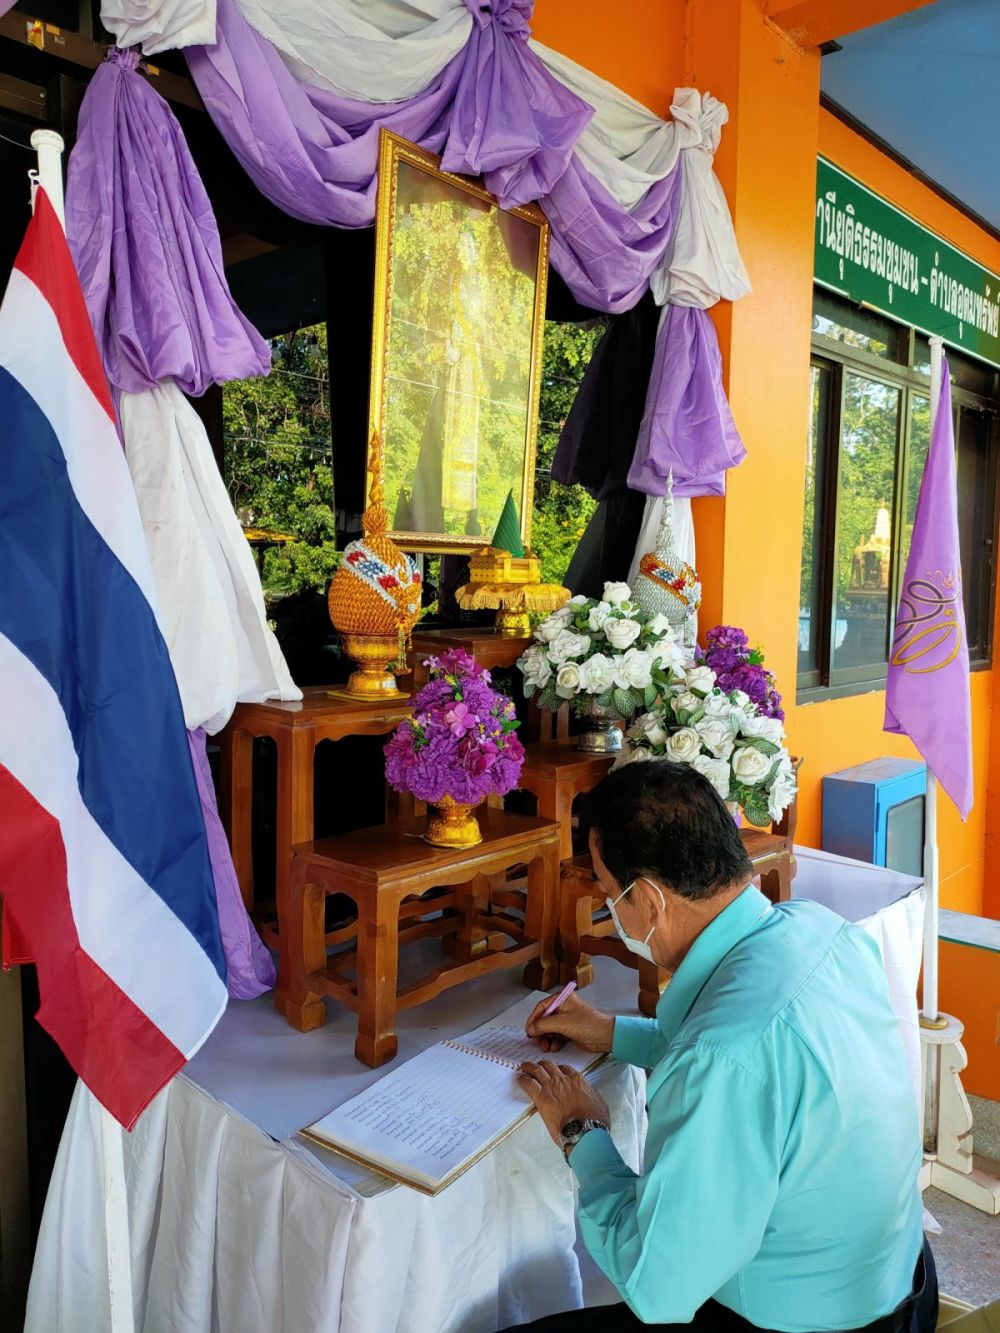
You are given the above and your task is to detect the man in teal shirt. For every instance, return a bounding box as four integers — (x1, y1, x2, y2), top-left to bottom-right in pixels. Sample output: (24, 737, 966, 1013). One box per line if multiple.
(512, 762, 935, 1332)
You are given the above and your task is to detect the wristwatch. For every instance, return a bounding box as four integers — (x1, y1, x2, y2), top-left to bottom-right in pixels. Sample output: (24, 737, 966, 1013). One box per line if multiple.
(560, 1117, 609, 1162)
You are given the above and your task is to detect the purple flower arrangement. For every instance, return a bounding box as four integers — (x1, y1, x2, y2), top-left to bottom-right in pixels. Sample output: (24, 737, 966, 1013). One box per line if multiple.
(384, 650, 525, 806)
(698, 625, 785, 721)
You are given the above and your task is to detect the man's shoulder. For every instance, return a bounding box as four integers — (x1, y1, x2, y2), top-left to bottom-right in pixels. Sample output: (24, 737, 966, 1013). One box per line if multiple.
(677, 901, 881, 1058)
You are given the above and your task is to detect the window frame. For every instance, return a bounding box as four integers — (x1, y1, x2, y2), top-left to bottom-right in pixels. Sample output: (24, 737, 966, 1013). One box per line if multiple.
(799, 300, 1000, 703)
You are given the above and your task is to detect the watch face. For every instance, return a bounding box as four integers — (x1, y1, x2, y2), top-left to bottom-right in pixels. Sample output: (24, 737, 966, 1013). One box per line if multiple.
(561, 1118, 586, 1141)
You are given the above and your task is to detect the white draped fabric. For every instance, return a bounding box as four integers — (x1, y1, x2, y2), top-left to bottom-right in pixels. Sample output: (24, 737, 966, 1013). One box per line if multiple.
(120, 381, 301, 734)
(791, 848, 926, 1120)
(100, 0, 217, 54)
(231, 0, 473, 102)
(25, 1067, 642, 1333)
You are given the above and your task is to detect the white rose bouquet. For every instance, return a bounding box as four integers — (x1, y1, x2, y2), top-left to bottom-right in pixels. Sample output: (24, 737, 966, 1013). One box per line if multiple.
(619, 663, 796, 827)
(517, 584, 687, 723)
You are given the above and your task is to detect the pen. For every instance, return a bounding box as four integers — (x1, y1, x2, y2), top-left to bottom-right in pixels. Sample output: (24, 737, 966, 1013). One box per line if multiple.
(540, 980, 577, 1018)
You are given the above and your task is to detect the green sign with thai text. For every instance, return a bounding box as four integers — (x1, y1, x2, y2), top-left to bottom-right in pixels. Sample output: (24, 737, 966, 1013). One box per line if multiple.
(815, 157, 1000, 368)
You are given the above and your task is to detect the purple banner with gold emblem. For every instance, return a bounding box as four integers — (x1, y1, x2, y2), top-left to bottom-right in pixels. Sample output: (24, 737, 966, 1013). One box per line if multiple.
(884, 357, 973, 819)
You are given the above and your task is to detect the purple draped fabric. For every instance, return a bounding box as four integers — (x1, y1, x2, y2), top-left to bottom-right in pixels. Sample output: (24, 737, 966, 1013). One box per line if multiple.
(543, 155, 682, 312)
(627, 305, 746, 497)
(188, 729, 276, 999)
(66, 48, 270, 396)
(186, 0, 676, 310)
(185, 0, 591, 227)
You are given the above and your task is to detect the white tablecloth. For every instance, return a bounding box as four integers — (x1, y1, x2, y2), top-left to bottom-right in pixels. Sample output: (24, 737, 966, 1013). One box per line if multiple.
(25, 955, 646, 1333)
(26, 849, 925, 1333)
(791, 846, 925, 1117)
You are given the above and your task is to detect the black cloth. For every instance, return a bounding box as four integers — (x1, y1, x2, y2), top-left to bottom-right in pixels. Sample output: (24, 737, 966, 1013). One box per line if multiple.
(562, 489, 648, 598)
(551, 290, 660, 501)
(502, 1241, 937, 1333)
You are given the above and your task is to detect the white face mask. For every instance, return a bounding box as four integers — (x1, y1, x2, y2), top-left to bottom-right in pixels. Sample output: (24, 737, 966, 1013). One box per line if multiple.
(607, 879, 664, 965)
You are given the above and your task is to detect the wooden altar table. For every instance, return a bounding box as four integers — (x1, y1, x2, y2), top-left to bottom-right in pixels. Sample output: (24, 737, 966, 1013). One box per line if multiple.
(410, 626, 532, 689)
(518, 739, 616, 862)
(281, 810, 561, 1065)
(217, 689, 413, 950)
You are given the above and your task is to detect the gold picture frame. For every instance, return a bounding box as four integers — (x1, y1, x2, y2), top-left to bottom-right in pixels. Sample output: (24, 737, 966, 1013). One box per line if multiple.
(368, 129, 550, 555)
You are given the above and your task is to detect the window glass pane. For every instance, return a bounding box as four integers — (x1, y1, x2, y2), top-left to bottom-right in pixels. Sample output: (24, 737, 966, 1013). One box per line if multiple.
(813, 290, 902, 361)
(901, 393, 930, 571)
(833, 373, 900, 674)
(956, 406, 992, 659)
(799, 364, 831, 678)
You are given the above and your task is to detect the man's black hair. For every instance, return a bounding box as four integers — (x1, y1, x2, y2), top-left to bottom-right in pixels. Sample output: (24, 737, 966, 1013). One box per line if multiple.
(583, 761, 754, 901)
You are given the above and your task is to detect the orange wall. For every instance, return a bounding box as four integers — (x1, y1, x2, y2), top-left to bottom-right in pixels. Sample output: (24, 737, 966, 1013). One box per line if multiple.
(939, 942, 1000, 1101)
(532, 1, 687, 117)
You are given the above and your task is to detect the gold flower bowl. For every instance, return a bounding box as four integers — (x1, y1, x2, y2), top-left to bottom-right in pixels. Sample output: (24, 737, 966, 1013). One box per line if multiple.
(424, 796, 484, 848)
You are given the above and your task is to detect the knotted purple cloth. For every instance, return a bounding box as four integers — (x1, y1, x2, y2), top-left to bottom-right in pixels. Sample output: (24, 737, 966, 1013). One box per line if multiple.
(188, 729, 276, 998)
(66, 47, 270, 395)
(628, 304, 746, 497)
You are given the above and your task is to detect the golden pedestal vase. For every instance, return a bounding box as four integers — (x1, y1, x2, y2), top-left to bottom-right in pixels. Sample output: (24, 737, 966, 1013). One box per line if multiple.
(328, 433, 424, 699)
(424, 796, 484, 849)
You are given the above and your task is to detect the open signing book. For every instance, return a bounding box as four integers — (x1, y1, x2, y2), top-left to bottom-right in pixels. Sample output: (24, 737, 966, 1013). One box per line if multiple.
(300, 993, 603, 1195)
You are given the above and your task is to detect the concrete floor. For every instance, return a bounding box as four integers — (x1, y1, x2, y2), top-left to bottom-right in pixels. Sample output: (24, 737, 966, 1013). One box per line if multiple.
(927, 1168, 1000, 1309)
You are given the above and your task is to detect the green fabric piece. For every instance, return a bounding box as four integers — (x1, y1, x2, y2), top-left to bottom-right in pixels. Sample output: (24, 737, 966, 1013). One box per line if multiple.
(491, 491, 524, 557)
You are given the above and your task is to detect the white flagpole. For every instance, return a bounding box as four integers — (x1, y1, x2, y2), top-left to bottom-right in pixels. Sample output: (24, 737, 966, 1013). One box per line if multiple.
(922, 335, 944, 1026)
(28, 129, 66, 227)
(29, 130, 137, 1333)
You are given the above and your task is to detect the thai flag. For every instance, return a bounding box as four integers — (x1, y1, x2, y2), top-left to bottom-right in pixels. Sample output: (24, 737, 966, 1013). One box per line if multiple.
(0, 191, 227, 1129)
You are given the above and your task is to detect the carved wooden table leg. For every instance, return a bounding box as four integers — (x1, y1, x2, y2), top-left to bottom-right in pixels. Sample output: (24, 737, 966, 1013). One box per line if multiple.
(533, 778, 575, 863)
(220, 724, 255, 909)
(273, 726, 316, 1012)
(523, 840, 559, 991)
(557, 874, 596, 989)
(759, 854, 792, 904)
(280, 864, 328, 1032)
(355, 887, 401, 1068)
(638, 959, 662, 1017)
(443, 874, 505, 959)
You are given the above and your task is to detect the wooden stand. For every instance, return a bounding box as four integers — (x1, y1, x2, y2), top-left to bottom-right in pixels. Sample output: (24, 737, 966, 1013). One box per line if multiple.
(518, 739, 616, 862)
(558, 856, 668, 1016)
(411, 627, 532, 690)
(217, 690, 414, 994)
(738, 759, 803, 904)
(281, 809, 561, 1066)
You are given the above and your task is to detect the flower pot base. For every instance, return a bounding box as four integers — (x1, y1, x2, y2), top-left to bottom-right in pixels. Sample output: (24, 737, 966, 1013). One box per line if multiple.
(577, 726, 622, 754)
(575, 698, 623, 754)
(424, 798, 483, 848)
(495, 607, 531, 636)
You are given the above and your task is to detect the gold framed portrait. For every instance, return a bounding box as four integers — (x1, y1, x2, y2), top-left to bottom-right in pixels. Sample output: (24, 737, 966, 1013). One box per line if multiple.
(368, 129, 550, 554)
